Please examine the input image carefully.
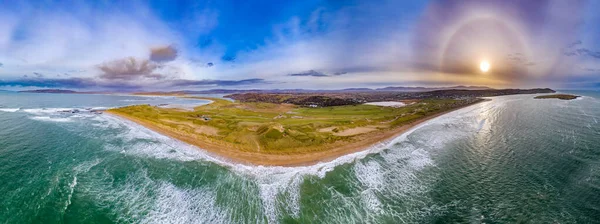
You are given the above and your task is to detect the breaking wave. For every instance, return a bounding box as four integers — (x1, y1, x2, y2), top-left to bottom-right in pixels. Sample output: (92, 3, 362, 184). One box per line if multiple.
(0, 108, 20, 112)
(30, 116, 73, 123)
(80, 98, 490, 223)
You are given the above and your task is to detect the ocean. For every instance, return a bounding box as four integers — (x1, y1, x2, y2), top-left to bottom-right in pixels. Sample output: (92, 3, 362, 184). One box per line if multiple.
(0, 91, 599, 223)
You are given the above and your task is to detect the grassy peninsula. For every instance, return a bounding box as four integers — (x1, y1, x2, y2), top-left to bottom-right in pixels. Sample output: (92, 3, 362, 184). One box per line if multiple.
(534, 94, 580, 100)
(107, 96, 484, 166)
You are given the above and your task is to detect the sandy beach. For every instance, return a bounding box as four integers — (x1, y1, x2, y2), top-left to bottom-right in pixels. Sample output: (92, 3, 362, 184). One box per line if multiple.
(107, 100, 485, 166)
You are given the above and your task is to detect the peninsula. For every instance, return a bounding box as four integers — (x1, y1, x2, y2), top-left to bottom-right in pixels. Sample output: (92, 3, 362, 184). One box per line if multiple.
(534, 94, 580, 100)
(106, 88, 554, 166)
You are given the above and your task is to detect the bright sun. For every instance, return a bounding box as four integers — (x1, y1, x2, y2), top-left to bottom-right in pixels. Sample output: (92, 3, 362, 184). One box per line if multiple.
(480, 60, 490, 73)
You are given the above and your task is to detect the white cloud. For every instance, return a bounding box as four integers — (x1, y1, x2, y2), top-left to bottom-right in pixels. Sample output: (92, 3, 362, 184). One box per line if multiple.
(1, 0, 599, 90)
(0, 2, 190, 80)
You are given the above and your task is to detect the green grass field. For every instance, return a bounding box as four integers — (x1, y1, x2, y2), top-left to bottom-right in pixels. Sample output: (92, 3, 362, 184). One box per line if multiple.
(109, 97, 477, 153)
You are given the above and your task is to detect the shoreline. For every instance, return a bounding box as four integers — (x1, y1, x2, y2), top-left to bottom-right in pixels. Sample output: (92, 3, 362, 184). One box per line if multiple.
(106, 99, 486, 167)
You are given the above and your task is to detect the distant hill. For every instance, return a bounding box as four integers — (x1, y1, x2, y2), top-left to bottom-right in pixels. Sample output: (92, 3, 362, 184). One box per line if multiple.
(19, 89, 77, 94)
(19, 85, 495, 95)
(135, 86, 494, 95)
(375, 85, 492, 92)
(226, 88, 555, 106)
(340, 88, 373, 91)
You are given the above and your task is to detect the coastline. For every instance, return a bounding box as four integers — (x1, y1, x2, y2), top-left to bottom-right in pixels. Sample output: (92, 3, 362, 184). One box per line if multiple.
(106, 99, 486, 167)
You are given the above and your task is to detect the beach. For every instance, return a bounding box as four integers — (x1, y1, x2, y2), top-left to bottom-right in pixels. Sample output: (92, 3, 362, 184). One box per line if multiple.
(106, 99, 485, 166)
(2, 92, 598, 223)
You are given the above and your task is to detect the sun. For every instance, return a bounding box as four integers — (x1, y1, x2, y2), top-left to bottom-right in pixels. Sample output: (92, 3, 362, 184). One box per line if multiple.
(480, 60, 490, 73)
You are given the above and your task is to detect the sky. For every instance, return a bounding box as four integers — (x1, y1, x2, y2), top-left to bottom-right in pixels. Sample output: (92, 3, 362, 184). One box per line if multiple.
(0, 0, 599, 91)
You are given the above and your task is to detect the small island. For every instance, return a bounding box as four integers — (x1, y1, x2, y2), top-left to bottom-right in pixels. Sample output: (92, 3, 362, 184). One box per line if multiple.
(534, 94, 580, 100)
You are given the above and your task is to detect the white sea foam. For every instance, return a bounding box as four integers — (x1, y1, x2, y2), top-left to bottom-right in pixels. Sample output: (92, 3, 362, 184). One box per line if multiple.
(90, 115, 122, 129)
(73, 159, 103, 173)
(0, 108, 20, 112)
(354, 160, 384, 214)
(61, 160, 100, 213)
(89, 169, 230, 224)
(64, 176, 78, 212)
(92, 98, 494, 222)
(142, 182, 228, 224)
(361, 190, 383, 214)
(354, 160, 384, 190)
(30, 116, 73, 122)
(23, 108, 75, 114)
(19, 107, 110, 114)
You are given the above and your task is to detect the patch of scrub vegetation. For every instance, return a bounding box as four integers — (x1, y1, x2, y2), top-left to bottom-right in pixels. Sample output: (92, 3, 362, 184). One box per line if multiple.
(108, 97, 481, 154)
(534, 94, 580, 100)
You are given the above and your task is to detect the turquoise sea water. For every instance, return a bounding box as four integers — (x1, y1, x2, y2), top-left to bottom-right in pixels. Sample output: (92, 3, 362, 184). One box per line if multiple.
(0, 91, 599, 223)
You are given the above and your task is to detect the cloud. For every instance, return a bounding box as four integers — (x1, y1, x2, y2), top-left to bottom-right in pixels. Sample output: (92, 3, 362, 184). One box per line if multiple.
(0, 1, 493, 89)
(288, 70, 348, 77)
(0, 1, 188, 81)
(0, 62, 3, 67)
(150, 45, 178, 62)
(97, 57, 165, 80)
(0, 0, 598, 90)
(288, 70, 328, 77)
(506, 53, 536, 66)
(167, 78, 266, 87)
(33, 72, 44, 78)
(0, 77, 266, 90)
(567, 40, 583, 48)
(564, 48, 600, 59)
(221, 55, 236, 62)
(412, 0, 587, 84)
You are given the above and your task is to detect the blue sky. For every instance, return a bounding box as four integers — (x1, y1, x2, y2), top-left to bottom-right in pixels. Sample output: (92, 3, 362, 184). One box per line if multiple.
(0, 0, 598, 91)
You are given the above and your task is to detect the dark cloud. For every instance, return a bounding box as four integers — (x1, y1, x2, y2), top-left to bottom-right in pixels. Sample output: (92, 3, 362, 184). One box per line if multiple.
(0, 77, 266, 90)
(67, 69, 86, 73)
(221, 55, 236, 62)
(506, 53, 536, 66)
(567, 40, 583, 48)
(0, 62, 3, 67)
(288, 70, 350, 77)
(167, 78, 266, 87)
(289, 70, 328, 77)
(564, 48, 600, 59)
(96, 46, 181, 82)
(97, 57, 165, 80)
(150, 45, 178, 62)
(2, 43, 267, 90)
